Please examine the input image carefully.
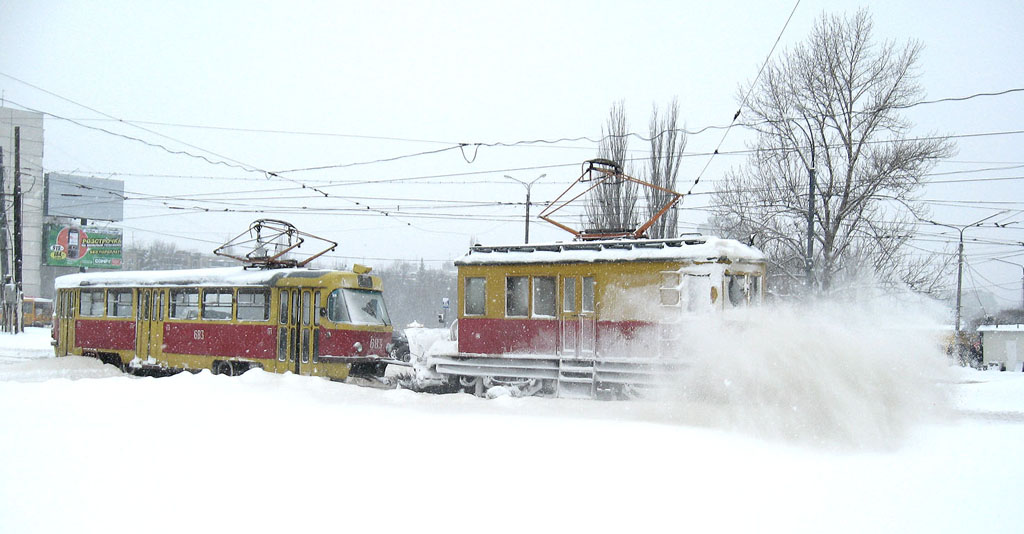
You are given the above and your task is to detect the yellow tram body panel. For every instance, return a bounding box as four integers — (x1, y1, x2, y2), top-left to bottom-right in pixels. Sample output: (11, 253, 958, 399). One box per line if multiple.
(52, 267, 393, 379)
(438, 237, 768, 397)
(456, 237, 767, 324)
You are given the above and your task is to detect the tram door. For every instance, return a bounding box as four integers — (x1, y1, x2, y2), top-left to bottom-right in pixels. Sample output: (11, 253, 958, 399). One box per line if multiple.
(57, 290, 76, 356)
(560, 276, 596, 358)
(278, 288, 317, 375)
(135, 289, 155, 360)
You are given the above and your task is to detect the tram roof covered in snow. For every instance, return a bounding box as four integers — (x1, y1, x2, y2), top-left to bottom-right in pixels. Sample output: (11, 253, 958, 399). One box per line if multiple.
(54, 266, 369, 290)
(454, 236, 765, 266)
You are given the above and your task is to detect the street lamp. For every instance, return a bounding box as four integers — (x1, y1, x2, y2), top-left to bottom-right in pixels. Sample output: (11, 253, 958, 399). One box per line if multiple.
(992, 258, 1024, 311)
(928, 211, 1007, 339)
(504, 174, 546, 244)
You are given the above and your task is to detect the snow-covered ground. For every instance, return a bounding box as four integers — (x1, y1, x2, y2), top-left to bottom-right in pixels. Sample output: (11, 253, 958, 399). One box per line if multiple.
(2, 322, 1023, 533)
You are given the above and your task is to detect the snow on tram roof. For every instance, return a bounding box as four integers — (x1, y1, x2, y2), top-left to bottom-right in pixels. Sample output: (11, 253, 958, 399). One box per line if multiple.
(54, 266, 340, 289)
(455, 236, 765, 266)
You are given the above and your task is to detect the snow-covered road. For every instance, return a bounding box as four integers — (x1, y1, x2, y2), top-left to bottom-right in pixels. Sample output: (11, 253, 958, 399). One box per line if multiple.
(1, 327, 1022, 533)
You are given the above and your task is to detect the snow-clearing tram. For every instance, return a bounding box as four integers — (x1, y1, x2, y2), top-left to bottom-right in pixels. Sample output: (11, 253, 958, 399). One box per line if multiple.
(51, 220, 394, 379)
(424, 236, 766, 397)
(420, 160, 768, 398)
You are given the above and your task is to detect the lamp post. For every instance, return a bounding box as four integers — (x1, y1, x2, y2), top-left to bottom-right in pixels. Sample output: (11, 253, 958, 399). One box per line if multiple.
(504, 174, 546, 244)
(929, 212, 1007, 342)
(992, 258, 1024, 311)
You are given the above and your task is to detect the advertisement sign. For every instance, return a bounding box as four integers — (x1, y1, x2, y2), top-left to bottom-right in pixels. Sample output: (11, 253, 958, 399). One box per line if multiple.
(45, 173, 125, 221)
(44, 224, 123, 269)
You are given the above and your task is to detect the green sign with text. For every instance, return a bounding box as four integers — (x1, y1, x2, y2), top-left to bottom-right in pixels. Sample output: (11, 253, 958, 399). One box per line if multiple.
(44, 224, 123, 269)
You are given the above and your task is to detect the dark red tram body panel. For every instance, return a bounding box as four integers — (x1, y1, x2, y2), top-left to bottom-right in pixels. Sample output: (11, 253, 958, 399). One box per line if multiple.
(75, 320, 135, 351)
(318, 328, 390, 358)
(163, 323, 278, 359)
(458, 317, 651, 355)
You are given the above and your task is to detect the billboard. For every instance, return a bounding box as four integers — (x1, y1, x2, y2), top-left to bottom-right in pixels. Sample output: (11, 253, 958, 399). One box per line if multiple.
(44, 224, 123, 269)
(45, 173, 124, 221)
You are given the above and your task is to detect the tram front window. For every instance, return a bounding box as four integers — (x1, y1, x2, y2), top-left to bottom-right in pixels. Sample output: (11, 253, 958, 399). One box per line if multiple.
(328, 289, 391, 326)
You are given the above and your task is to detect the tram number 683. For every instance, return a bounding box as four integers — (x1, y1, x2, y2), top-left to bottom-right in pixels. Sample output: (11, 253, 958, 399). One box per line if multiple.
(194, 330, 205, 341)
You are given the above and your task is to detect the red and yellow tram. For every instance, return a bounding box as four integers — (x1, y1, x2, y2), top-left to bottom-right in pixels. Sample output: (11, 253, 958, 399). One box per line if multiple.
(427, 236, 767, 398)
(52, 266, 393, 379)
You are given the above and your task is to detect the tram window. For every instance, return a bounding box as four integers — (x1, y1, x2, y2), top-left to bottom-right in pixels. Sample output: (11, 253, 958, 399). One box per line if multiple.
(155, 292, 164, 321)
(343, 289, 391, 326)
(327, 289, 351, 323)
(170, 289, 200, 319)
(238, 289, 270, 321)
(727, 275, 747, 307)
(563, 278, 577, 313)
(532, 277, 556, 318)
(302, 292, 311, 326)
(749, 276, 762, 305)
(107, 290, 133, 318)
(80, 290, 105, 317)
(313, 292, 321, 326)
(464, 277, 486, 316)
(582, 277, 595, 313)
(279, 291, 289, 325)
(505, 276, 529, 317)
(202, 289, 233, 320)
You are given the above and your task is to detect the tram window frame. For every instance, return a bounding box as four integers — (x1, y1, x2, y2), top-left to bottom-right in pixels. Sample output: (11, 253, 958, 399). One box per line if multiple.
(169, 289, 200, 320)
(582, 277, 595, 313)
(727, 275, 747, 307)
(326, 289, 351, 323)
(154, 291, 164, 321)
(749, 276, 762, 305)
(202, 288, 233, 321)
(107, 290, 133, 318)
(80, 290, 105, 317)
(563, 277, 577, 313)
(464, 277, 486, 316)
(532, 276, 556, 318)
(279, 291, 289, 325)
(505, 276, 529, 317)
(237, 289, 270, 322)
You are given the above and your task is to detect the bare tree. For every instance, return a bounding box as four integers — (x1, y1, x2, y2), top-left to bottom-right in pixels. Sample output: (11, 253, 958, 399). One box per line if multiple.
(586, 101, 639, 232)
(711, 9, 954, 295)
(645, 98, 686, 238)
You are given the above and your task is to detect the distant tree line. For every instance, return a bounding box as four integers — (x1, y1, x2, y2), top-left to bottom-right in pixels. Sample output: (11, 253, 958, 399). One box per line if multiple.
(122, 241, 234, 271)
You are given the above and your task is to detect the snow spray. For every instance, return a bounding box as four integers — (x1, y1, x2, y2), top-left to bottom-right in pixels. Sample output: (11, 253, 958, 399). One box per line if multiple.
(651, 293, 954, 450)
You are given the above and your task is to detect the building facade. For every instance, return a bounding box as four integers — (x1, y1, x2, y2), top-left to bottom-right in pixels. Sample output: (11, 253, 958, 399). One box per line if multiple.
(978, 324, 1024, 371)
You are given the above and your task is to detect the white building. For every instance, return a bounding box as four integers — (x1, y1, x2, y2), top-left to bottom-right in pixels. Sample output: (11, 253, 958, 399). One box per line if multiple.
(978, 324, 1024, 371)
(0, 107, 45, 299)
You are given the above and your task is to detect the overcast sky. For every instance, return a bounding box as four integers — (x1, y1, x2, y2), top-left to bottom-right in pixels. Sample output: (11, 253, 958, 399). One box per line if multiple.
(1, 1, 1022, 308)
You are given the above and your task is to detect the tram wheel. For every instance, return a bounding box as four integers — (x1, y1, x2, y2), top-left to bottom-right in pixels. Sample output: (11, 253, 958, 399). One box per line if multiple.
(215, 360, 234, 376)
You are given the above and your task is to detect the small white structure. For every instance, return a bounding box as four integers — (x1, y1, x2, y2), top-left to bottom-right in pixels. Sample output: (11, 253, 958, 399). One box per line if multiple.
(978, 324, 1024, 371)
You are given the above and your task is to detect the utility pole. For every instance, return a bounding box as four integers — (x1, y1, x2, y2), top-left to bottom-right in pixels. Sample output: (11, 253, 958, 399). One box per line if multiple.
(930, 212, 1006, 361)
(503, 174, 546, 244)
(805, 162, 816, 290)
(12, 126, 22, 333)
(0, 146, 6, 279)
(0, 146, 6, 332)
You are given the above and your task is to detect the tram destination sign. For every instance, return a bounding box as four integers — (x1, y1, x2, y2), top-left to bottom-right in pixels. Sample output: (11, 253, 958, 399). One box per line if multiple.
(43, 224, 123, 269)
